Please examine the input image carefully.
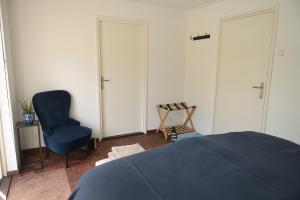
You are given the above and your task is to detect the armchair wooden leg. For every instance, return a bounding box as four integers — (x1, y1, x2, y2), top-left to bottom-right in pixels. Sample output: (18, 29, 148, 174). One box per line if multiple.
(66, 153, 69, 168)
(46, 148, 50, 158)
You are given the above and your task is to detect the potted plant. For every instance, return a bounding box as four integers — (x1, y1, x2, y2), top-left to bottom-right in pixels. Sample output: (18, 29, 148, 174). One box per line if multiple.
(19, 98, 35, 124)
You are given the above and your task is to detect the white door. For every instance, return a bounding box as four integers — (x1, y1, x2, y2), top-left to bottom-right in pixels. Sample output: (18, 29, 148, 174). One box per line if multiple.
(99, 19, 146, 137)
(0, 115, 3, 179)
(214, 11, 276, 133)
(0, 117, 3, 179)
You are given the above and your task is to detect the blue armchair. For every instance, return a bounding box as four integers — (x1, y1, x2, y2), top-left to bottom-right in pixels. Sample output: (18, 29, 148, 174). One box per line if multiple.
(32, 90, 92, 168)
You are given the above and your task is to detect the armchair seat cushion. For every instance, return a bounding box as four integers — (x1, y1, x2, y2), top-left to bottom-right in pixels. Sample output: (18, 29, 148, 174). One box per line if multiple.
(45, 125, 92, 154)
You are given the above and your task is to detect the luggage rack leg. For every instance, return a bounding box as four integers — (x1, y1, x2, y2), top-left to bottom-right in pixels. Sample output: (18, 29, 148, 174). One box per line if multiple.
(156, 105, 170, 139)
(183, 107, 196, 131)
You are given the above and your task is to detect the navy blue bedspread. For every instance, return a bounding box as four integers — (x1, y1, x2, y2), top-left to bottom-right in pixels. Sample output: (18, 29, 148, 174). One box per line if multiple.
(69, 132, 300, 200)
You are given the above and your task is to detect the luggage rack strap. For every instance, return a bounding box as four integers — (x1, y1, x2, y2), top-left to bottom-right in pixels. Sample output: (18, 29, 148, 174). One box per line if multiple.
(158, 102, 196, 111)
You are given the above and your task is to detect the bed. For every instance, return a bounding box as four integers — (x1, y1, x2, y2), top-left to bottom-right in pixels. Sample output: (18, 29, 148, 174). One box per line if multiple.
(69, 132, 300, 200)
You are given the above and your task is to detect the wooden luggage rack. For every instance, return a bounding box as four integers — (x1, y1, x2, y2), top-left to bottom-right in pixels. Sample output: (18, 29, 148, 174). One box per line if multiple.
(156, 102, 196, 139)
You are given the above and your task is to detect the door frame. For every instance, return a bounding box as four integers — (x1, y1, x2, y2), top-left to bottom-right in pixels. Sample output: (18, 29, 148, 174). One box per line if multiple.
(213, 7, 279, 133)
(96, 16, 148, 139)
(0, 113, 7, 177)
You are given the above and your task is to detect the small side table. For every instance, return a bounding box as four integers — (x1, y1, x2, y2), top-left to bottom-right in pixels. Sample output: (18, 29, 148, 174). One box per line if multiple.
(16, 120, 43, 172)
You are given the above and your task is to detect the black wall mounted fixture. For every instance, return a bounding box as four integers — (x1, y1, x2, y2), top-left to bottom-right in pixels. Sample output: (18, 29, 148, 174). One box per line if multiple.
(190, 33, 210, 41)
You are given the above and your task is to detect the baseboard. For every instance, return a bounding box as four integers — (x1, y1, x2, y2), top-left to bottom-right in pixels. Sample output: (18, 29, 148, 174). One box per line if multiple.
(22, 146, 47, 153)
(147, 129, 157, 134)
(102, 132, 144, 140)
(102, 129, 157, 140)
(7, 170, 19, 176)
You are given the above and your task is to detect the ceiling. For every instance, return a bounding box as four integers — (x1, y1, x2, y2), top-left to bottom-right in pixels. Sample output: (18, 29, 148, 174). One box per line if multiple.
(124, 0, 223, 10)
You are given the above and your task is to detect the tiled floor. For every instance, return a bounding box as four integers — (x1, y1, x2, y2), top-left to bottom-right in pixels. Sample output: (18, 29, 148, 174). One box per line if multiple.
(20, 131, 169, 190)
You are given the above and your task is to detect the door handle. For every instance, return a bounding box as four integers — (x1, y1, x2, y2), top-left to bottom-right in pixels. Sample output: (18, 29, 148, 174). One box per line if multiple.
(101, 76, 110, 90)
(252, 83, 264, 99)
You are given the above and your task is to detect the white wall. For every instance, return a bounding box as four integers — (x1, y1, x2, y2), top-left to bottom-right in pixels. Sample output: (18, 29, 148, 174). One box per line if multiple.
(265, 0, 300, 144)
(8, 0, 300, 151)
(7, 0, 187, 149)
(185, 0, 300, 143)
(0, 0, 18, 172)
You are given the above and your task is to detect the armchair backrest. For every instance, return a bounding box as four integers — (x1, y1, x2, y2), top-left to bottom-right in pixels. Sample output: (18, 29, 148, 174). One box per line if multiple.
(32, 90, 71, 135)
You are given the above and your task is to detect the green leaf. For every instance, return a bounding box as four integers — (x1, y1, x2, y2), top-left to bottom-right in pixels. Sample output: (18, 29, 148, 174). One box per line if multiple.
(19, 97, 34, 114)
